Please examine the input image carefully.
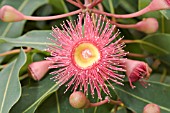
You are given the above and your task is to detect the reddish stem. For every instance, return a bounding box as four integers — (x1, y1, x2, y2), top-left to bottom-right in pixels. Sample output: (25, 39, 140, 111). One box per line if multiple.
(24, 9, 82, 21)
(113, 6, 151, 18)
(110, 21, 136, 29)
(97, 3, 104, 11)
(91, 8, 150, 18)
(89, 99, 108, 107)
(127, 53, 148, 58)
(67, 0, 84, 9)
(92, 0, 170, 18)
(0, 47, 31, 57)
(76, 0, 86, 8)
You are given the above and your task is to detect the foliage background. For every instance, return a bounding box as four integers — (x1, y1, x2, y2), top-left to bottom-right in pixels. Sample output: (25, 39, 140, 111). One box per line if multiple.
(0, 0, 170, 113)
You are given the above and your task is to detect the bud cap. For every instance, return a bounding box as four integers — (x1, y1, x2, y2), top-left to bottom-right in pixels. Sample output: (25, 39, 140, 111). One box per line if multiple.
(0, 5, 25, 22)
(143, 103, 161, 113)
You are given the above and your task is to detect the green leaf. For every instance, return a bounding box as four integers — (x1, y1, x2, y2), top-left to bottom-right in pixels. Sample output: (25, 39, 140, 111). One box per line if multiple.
(49, 0, 72, 20)
(161, 10, 170, 20)
(0, 30, 54, 51)
(102, 0, 120, 13)
(141, 33, 170, 55)
(0, 0, 48, 37)
(49, 0, 68, 14)
(10, 75, 59, 113)
(35, 93, 58, 113)
(36, 86, 115, 113)
(159, 55, 170, 66)
(0, 0, 48, 62)
(119, 0, 138, 13)
(114, 81, 170, 113)
(116, 107, 127, 113)
(0, 49, 26, 113)
(52, 88, 82, 113)
(149, 73, 170, 84)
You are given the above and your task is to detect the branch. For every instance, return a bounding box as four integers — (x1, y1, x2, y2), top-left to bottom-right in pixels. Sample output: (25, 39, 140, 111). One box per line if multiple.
(0, 47, 31, 57)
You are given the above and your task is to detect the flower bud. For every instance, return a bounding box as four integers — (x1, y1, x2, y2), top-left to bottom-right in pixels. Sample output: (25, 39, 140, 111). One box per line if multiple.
(69, 91, 90, 109)
(0, 5, 25, 22)
(122, 59, 152, 88)
(136, 18, 159, 34)
(143, 103, 161, 113)
(28, 60, 53, 81)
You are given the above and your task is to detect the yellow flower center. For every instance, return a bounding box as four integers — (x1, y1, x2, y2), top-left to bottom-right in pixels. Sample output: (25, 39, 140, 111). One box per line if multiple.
(73, 42, 101, 69)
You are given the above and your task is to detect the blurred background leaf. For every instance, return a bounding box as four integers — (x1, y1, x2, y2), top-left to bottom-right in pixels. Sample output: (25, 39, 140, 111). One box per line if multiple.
(0, 49, 26, 113)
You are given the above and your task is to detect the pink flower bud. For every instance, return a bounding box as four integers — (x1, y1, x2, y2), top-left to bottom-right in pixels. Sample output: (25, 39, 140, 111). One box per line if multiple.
(143, 103, 161, 113)
(69, 91, 90, 109)
(135, 18, 159, 34)
(123, 59, 152, 88)
(28, 60, 53, 81)
(0, 5, 25, 22)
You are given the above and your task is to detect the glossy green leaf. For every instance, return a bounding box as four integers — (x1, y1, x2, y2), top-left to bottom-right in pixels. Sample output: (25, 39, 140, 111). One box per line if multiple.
(141, 33, 170, 55)
(49, 0, 72, 20)
(10, 75, 59, 113)
(49, 0, 68, 14)
(0, 30, 54, 51)
(114, 81, 170, 113)
(0, 49, 26, 113)
(35, 93, 58, 113)
(149, 73, 170, 84)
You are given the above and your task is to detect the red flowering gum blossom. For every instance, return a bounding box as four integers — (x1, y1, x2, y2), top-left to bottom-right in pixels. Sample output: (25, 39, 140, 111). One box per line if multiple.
(46, 13, 127, 100)
(0, 5, 25, 22)
(28, 60, 53, 81)
(143, 103, 161, 113)
(123, 59, 152, 88)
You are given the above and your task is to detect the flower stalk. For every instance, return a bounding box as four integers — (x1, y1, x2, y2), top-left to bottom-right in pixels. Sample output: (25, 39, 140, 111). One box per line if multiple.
(0, 47, 31, 57)
(110, 18, 159, 34)
(92, 0, 170, 18)
(0, 5, 82, 22)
